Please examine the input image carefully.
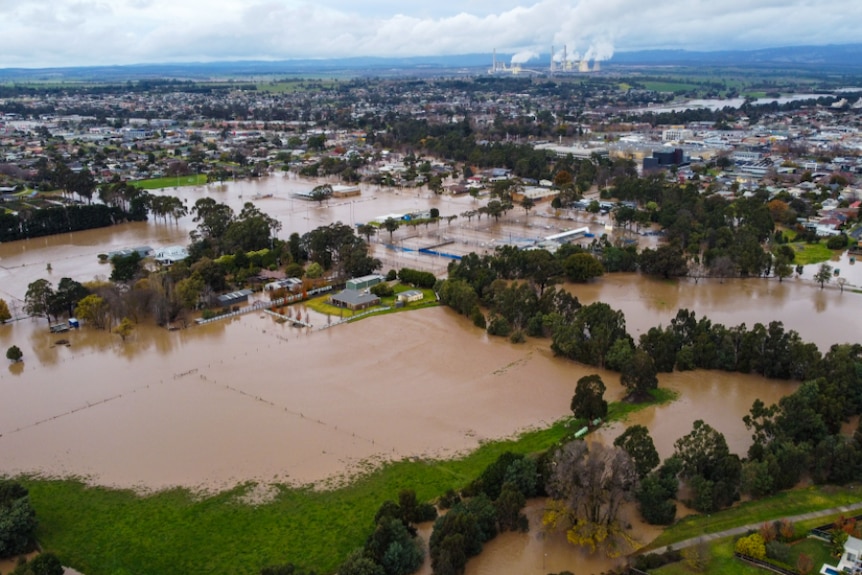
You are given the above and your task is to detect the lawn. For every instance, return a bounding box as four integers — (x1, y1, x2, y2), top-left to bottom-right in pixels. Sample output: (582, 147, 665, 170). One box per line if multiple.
(652, 538, 764, 575)
(20, 393, 676, 575)
(792, 242, 835, 265)
(303, 284, 438, 321)
(132, 174, 207, 190)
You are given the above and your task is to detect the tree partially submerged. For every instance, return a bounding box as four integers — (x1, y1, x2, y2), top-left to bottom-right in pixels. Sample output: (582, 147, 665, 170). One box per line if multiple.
(544, 441, 639, 556)
(570, 374, 608, 423)
(6, 345, 23, 363)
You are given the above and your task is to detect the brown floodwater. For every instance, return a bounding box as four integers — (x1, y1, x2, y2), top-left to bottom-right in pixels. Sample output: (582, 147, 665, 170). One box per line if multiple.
(0, 175, 853, 574)
(413, 498, 664, 575)
(1, 301, 795, 493)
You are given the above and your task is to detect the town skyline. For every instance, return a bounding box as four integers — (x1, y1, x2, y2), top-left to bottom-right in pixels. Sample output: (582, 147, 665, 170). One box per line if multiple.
(2, 0, 862, 69)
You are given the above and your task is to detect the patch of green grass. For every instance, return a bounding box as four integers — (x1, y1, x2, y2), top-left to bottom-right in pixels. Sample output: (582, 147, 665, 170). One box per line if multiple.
(132, 174, 207, 190)
(304, 293, 365, 318)
(791, 537, 835, 571)
(646, 484, 862, 551)
(653, 537, 764, 575)
(18, 393, 674, 575)
(792, 241, 835, 265)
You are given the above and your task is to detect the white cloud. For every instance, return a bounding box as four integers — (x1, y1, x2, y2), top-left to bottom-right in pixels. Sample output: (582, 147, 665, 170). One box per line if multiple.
(0, 0, 860, 68)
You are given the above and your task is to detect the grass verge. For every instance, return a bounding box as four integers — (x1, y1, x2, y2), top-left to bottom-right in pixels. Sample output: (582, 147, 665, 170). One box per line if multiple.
(646, 483, 862, 551)
(17, 392, 675, 575)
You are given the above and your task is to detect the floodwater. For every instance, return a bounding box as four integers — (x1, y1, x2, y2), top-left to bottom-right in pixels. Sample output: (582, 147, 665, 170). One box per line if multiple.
(0, 174, 855, 574)
(634, 94, 828, 113)
(571, 272, 862, 350)
(0, 301, 796, 492)
(412, 498, 664, 575)
(0, 172, 620, 305)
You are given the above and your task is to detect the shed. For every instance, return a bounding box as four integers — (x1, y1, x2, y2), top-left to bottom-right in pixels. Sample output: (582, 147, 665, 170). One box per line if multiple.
(329, 289, 380, 311)
(397, 289, 424, 303)
(216, 289, 253, 308)
(346, 274, 384, 291)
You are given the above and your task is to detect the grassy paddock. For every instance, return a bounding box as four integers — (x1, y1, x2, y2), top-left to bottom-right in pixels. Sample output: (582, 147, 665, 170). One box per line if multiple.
(17, 393, 675, 575)
(132, 174, 207, 190)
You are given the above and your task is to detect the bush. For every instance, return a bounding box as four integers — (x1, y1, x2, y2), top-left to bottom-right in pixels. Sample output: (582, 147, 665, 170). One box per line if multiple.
(471, 306, 486, 329)
(827, 234, 849, 250)
(509, 330, 525, 344)
(398, 268, 436, 289)
(765, 540, 791, 564)
(370, 283, 394, 297)
(0, 480, 38, 558)
(735, 533, 766, 560)
(386, 269, 398, 281)
(6, 345, 23, 363)
(10, 553, 64, 575)
(486, 315, 511, 337)
(437, 489, 461, 510)
(633, 549, 683, 571)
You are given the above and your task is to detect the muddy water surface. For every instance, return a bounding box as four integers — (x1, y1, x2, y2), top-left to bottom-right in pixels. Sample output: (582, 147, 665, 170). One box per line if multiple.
(1, 301, 795, 493)
(572, 273, 862, 350)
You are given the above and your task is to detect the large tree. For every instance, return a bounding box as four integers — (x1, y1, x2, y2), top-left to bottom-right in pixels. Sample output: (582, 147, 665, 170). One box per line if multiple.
(24, 279, 55, 323)
(551, 301, 630, 368)
(382, 217, 401, 242)
(814, 263, 833, 290)
(563, 252, 604, 283)
(570, 374, 608, 423)
(673, 420, 741, 512)
(620, 349, 659, 400)
(614, 425, 660, 479)
(544, 441, 639, 556)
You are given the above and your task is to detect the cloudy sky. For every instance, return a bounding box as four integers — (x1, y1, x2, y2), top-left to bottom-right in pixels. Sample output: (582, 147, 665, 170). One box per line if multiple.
(1, 0, 860, 68)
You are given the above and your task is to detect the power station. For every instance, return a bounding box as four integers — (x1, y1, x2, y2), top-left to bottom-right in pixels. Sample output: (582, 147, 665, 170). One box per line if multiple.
(489, 45, 605, 76)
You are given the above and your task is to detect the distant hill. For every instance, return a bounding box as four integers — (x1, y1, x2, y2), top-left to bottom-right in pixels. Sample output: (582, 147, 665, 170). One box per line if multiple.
(612, 44, 862, 70)
(1, 44, 862, 81)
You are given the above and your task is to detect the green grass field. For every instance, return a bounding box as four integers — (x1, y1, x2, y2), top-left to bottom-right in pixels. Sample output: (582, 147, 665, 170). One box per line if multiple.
(132, 174, 207, 190)
(18, 391, 675, 575)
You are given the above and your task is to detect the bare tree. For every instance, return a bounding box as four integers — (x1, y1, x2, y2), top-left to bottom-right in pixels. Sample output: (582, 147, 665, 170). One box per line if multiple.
(544, 441, 639, 556)
(709, 256, 736, 284)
